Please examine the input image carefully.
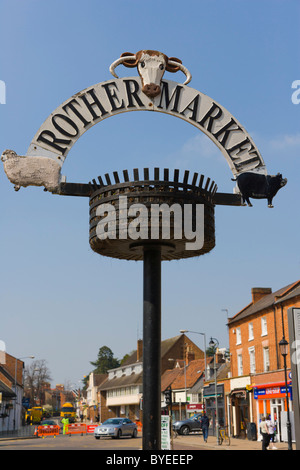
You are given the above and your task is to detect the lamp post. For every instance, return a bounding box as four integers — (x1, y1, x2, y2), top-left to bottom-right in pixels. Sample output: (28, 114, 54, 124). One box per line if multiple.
(14, 355, 35, 430)
(209, 337, 220, 445)
(279, 337, 293, 450)
(180, 330, 207, 382)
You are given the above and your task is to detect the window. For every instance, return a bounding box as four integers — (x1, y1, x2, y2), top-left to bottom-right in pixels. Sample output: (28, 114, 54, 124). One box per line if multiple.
(237, 354, 243, 376)
(263, 347, 270, 371)
(249, 347, 256, 374)
(248, 322, 254, 341)
(261, 317, 268, 336)
(236, 327, 242, 345)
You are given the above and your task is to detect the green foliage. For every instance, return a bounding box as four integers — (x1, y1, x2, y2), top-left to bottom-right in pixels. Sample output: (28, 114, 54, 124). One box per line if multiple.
(90, 346, 120, 374)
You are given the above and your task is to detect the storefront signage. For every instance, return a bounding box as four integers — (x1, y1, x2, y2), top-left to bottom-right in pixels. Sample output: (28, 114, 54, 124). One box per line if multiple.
(254, 385, 292, 399)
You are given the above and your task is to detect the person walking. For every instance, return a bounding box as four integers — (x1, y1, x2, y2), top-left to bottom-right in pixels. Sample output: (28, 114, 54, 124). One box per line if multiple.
(200, 412, 210, 443)
(259, 416, 270, 450)
(266, 415, 277, 450)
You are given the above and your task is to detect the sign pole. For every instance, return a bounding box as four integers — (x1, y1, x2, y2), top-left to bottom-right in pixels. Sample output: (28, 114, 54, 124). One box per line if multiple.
(143, 245, 162, 450)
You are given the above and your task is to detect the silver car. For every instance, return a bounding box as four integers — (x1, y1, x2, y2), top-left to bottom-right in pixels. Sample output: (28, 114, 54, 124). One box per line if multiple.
(94, 418, 138, 439)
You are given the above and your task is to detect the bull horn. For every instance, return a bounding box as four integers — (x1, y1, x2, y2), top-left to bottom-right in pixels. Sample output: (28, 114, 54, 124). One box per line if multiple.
(168, 60, 192, 85)
(109, 55, 137, 78)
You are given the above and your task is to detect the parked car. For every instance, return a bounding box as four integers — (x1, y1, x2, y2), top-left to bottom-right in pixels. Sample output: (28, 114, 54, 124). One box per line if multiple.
(94, 418, 138, 439)
(173, 413, 203, 435)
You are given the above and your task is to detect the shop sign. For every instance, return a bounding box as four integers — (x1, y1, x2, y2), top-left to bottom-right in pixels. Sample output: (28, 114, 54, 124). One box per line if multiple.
(187, 403, 203, 411)
(254, 385, 292, 399)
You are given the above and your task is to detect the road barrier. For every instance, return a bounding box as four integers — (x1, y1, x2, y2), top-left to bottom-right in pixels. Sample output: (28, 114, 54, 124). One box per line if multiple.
(136, 421, 142, 432)
(67, 423, 87, 436)
(37, 425, 60, 438)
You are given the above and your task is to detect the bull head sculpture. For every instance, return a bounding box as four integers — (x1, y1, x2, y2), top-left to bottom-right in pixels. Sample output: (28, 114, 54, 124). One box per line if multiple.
(110, 50, 192, 98)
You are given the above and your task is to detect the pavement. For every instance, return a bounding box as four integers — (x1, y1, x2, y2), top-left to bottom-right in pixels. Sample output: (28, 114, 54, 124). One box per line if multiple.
(172, 434, 296, 451)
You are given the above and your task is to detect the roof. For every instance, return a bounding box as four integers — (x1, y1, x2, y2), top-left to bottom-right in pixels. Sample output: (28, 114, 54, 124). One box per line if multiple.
(120, 335, 184, 367)
(228, 281, 300, 325)
(0, 379, 16, 398)
(161, 358, 214, 392)
(98, 371, 142, 391)
(93, 374, 107, 387)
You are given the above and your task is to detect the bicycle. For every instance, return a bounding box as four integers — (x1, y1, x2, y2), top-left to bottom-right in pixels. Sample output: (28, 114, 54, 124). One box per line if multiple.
(218, 426, 230, 446)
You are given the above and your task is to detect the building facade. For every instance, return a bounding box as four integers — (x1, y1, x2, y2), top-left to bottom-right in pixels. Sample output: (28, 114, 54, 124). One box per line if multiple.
(228, 281, 300, 440)
(98, 335, 204, 423)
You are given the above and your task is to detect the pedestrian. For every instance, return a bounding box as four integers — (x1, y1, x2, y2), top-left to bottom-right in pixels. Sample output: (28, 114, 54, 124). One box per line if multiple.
(200, 412, 210, 443)
(259, 416, 270, 450)
(61, 417, 69, 435)
(266, 415, 277, 450)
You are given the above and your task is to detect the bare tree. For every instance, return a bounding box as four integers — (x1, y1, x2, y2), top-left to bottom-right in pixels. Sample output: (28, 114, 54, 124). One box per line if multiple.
(24, 359, 52, 406)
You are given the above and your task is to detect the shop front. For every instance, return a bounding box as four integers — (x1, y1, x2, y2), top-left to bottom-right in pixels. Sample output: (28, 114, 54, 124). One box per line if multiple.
(230, 388, 251, 438)
(254, 381, 292, 442)
(203, 383, 225, 436)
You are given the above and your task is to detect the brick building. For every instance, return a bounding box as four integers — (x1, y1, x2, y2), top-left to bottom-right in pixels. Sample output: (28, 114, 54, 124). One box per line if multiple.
(228, 280, 300, 440)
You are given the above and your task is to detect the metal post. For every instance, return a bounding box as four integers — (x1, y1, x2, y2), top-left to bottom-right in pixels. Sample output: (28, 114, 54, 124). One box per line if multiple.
(143, 245, 162, 450)
(283, 354, 293, 450)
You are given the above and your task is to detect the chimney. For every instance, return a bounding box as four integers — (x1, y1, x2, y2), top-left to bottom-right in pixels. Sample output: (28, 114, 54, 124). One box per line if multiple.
(137, 339, 143, 362)
(185, 346, 195, 365)
(251, 287, 272, 304)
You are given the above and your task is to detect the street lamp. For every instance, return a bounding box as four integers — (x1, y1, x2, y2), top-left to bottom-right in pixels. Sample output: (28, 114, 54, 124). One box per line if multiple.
(14, 355, 35, 430)
(279, 337, 293, 450)
(209, 337, 220, 445)
(180, 330, 207, 382)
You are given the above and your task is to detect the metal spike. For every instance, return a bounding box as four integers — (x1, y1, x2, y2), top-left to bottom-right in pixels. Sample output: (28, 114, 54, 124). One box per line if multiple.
(174, 169, 179, 182)
(154, 168, 159, 181)
(105, 173, 112, 185)
(113, 171, 120, 184)
(204, 177, 211, 191)
(123, 170, 129, 182)
(144, 168, 149, 180)
(133, 168, 139, 181)
(192, 173, 198, 186)
(199, 174, 204, 188)
(183, 170, 189, 185)
(97, 176, 104, 186)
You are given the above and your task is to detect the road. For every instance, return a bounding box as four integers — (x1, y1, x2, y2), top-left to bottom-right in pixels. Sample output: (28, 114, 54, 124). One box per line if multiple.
(0, 434, 143, 450)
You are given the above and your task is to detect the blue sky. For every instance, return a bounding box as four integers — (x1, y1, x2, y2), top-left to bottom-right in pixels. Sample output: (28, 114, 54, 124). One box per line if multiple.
(0, 0, 299, 387)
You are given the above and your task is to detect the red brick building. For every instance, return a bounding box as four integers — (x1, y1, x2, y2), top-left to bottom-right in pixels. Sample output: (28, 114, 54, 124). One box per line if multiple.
(228, 280, 300, 439)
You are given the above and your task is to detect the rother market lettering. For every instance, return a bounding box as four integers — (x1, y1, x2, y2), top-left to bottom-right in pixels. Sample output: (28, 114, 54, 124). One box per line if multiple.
(27, 77, 265, 176)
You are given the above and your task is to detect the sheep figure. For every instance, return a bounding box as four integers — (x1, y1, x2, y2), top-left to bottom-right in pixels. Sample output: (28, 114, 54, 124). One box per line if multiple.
(1, 149, 63, 192)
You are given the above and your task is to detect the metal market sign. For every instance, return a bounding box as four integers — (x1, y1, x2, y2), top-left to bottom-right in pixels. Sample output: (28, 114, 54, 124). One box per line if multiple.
(27, 77, 265, 177)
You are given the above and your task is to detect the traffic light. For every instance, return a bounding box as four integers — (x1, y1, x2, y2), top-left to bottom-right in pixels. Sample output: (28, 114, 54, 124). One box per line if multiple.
(164, 388, 172, 406)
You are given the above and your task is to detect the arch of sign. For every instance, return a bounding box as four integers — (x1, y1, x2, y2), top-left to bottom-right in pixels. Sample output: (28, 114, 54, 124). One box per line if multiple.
(26, 77, 266, 178)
